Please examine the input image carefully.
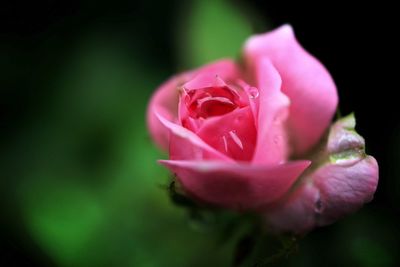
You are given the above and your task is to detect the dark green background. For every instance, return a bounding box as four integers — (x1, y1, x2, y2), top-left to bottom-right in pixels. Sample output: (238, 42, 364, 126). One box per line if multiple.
(1, 1, 397, 266)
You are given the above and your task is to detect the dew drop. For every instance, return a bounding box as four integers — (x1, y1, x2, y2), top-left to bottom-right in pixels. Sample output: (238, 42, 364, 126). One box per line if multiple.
(248, 87, 259, 99)
(222, 135, 228, 153)
(229, 130, 244, 150)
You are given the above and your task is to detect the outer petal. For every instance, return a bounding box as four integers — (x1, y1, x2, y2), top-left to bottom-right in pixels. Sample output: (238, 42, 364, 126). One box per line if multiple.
(160, 160, 311, 210)
(156, 112, 232, 161)
(251, 59, 290, 165)
(263, 115, 379, 233)
(147, 72, 189, 150)
(147, 59, 241, 150)
(244, 25, 338, 155)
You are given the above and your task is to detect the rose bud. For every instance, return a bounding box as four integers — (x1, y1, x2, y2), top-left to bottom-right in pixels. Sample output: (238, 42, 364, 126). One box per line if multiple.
(147, 25, 378, 233)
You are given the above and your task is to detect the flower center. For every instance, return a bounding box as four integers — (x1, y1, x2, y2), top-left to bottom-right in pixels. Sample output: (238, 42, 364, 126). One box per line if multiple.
(186, 86, 243, 119)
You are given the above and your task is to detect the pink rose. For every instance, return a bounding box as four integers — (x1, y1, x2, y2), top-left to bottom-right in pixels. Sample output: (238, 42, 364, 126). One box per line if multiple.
(147, 25, 378, 233)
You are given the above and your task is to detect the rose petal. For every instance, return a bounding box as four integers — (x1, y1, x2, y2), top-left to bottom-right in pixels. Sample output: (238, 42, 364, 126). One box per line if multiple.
(251, 59, 290, 165)
(155, 112, 232, 161)
(147, 59, 240, 150)
(263, 115, 379, 233)
(160, 160, 311, 210)
(264, 156, 378, 234)
(147, 73, 189, 150)
(182, 72, 248, 121)
(244, 24, 338, 155)
(313, 156, 378, 224)
(236, 79, 257, 123)
(196, 107, 257, 161)
(183, 72, 227, 91)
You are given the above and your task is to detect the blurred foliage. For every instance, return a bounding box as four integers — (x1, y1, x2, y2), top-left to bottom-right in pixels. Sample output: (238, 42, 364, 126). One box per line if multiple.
(177, 0, 255, 68)
(1, 0, 399, 267)
(13, 33, 237, 266)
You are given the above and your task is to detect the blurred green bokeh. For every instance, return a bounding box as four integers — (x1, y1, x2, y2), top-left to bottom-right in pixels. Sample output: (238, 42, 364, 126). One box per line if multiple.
(177, 0, 253, 68)
(2, 0, 399, 267)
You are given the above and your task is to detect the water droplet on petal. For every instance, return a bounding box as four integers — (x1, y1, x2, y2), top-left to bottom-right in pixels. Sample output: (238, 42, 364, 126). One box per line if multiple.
(248, 87, 259, 99)
(229, 130, 243, 150)
(222, 135, 228, 153)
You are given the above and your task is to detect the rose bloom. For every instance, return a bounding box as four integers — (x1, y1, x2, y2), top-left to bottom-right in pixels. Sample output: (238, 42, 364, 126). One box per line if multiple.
(147, 25, 378, 233)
